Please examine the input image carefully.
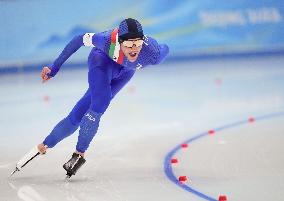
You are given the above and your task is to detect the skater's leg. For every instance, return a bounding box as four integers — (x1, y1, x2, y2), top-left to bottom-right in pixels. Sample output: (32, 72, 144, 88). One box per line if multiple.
(67, 88, 91, 125)
(13, 88, 92, 176)
(76, 52, 112, 154)
(63, 52, 112, 177)
(110, 69, 135, 98)
(41, 116, 78, 149)
(12, 90, 91, 175)
(71, 70, 135, 155)
(42, 89, 91, 148)
(75, 59, 135, 154)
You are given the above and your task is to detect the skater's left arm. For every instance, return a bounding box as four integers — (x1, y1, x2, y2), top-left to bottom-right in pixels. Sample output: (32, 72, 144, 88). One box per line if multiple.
(145, 36, 169, 65)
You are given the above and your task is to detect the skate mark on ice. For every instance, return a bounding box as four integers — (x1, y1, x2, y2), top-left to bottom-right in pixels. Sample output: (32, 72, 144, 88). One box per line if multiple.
(0, 163, 12, 169)
(8, 181, 47, 201)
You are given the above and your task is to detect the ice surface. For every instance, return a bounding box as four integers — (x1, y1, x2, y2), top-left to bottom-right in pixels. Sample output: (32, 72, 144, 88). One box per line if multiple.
(1, 56, 284, 201)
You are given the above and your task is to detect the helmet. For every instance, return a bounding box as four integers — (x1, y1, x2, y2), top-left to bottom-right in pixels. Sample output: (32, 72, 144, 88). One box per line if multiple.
(118, 18, 144, 42)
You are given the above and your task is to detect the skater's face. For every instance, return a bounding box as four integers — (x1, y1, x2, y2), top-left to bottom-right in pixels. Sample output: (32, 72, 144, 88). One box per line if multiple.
(121, 38, 143, 62)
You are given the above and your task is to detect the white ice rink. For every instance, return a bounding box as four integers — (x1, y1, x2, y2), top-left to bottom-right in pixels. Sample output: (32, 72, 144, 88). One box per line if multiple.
(1, 57, 284, 201)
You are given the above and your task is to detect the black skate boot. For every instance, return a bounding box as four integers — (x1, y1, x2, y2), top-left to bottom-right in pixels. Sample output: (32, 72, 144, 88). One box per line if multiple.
(63, 153, 86, 178)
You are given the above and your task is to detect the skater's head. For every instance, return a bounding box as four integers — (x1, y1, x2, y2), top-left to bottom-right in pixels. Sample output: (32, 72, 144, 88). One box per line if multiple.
(118, 18, 144, 62)
(118, 18, 144, 41)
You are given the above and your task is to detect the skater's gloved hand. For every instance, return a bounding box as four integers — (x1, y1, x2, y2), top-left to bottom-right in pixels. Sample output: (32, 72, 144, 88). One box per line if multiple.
(41, 66, 52, 83)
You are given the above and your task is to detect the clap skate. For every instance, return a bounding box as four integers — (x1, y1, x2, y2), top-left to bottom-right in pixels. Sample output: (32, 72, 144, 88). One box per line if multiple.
(10, 146, 43, 177)
(63, 152, 86, 179)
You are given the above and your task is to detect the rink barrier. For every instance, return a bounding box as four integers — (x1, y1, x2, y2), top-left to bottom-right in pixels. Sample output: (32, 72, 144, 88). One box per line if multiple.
(1, 49, 284, 75)
(164, 111, 284, 201)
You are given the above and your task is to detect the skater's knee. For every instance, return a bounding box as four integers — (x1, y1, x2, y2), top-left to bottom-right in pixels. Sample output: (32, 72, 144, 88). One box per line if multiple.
(77, 109, 102, 152)
(81, 109, 102, 129)
(67, 113, 82, 126)
(62, 116, 79, 132)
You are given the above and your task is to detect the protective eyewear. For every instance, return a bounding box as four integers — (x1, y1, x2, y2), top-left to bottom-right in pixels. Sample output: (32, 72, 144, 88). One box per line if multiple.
(122, 39, 144, 48)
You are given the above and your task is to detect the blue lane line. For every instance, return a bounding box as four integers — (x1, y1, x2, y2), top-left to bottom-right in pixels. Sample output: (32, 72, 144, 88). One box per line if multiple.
(164, 111, 284, 200)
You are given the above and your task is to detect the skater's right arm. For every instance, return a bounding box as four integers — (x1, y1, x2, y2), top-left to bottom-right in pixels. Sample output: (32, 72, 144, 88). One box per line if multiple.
(45, 31, 109, 78)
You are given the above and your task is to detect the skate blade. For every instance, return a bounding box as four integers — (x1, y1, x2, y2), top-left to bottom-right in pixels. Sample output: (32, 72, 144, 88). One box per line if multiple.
(9, 168, 19, 177)
(65, 171, 73, 180)
(20, 152, 40, 169)
(65, 175, 71, 181)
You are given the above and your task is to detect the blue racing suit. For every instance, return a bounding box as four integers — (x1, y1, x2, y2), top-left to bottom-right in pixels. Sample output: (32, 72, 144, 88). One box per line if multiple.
(43, 28, 169, 153)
